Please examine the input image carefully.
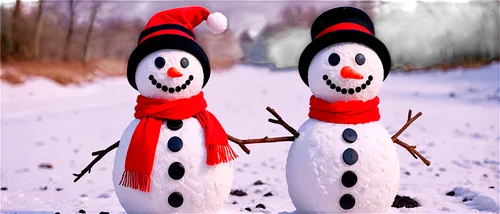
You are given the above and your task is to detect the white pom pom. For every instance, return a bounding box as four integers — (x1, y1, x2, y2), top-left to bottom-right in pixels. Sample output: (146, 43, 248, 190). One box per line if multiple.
(207, 12, 227, 34)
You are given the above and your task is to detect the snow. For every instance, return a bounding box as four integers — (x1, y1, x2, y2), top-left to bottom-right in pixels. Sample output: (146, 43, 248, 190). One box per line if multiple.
(1, 62, 499, 213)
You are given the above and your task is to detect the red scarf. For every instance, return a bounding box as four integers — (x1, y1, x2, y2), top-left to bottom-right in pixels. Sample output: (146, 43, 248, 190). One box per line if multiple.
(119, 92, 237, 192)
(309, 96, 380, 124)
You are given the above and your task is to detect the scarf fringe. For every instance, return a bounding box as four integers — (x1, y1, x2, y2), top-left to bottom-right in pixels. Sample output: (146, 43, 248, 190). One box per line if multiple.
(119, 170, 151, 192)
(206, 144, 238, 166)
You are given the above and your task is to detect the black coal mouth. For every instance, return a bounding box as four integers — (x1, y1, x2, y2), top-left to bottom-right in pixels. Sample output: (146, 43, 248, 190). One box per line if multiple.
(322, 74, 373, 95)
(148, 74, 194, 94)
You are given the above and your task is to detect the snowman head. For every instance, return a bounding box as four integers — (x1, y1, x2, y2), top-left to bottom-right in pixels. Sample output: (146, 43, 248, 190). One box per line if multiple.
(126, 6, 228, 100)
(307, 42, 384, 102)
(135, 49, 204, 100)
(298, 6, 392, 103)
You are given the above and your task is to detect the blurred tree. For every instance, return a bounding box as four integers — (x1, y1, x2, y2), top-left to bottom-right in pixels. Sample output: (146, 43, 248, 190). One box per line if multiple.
(1, 4, 12, 61)
(63, 0, 78, 61)
(34, 0, 44, 59)
(196, 29, 243, 69)
(376, 0, 499, 70)
(11, 0, 22, 55)
(240, 4, 319, 67)
(83, 2, 101, 64)
(94, 17, 143, 60)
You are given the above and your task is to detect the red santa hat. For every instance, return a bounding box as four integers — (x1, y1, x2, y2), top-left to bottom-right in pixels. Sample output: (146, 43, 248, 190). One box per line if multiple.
(127, 6, 227, 90)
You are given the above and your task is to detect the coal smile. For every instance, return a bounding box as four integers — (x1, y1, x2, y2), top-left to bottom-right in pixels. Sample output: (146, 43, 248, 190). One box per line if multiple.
(322, 74, 373, 95)
(149, 74, 194, 94)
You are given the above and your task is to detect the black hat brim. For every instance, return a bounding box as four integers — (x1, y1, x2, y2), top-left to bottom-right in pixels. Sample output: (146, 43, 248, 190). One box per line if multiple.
(127, 34, 211, 90)
(298, 30, 392, 86)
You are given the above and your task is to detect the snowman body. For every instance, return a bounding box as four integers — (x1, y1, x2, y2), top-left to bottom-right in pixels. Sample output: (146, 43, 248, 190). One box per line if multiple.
(112, 118, 233, 213)
(286, 119, 399, 213)
(290, 5, 400, 209)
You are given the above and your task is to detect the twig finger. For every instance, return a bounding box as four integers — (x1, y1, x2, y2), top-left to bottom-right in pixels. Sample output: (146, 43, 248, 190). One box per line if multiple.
(238, 144, 250, 154)
(268, 119, 280, 124)
(407, 149, 418, 159)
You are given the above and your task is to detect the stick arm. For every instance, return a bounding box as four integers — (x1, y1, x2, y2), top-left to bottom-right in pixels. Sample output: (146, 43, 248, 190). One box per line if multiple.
(392, 110, 431, 166)
(73, 140, 119, 182)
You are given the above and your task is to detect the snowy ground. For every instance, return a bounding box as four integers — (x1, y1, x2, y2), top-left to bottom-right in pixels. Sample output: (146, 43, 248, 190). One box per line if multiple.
(1, 63, 499, 213)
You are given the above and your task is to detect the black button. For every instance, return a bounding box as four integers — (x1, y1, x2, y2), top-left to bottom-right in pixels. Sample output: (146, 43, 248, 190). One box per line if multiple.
(168, 137, 183, 152)
(167, 120, 183, 131)
(168, 162, 185, 180)
(341, 171, 358, 188)
(342, 128, 357, 143)
(339, 194, 355, 210)
(168, 192, 183, 208)
(343, 148, 358, 165)
(341, 88, 347, 94)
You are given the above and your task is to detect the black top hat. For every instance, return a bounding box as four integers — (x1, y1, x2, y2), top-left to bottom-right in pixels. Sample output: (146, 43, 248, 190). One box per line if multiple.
(298, 6, 392, 86)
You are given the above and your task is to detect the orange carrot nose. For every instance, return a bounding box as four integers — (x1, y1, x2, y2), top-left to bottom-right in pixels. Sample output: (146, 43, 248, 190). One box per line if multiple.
(340, 66, 364, 79)
(167, 67, 183, 78)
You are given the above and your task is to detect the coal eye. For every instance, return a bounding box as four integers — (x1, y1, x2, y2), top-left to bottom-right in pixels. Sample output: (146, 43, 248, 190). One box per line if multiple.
(180, 57, 189, 68)
(328, 53, 340, 66)
(355, 53, 365, 65)
(155, 57, 165, 69)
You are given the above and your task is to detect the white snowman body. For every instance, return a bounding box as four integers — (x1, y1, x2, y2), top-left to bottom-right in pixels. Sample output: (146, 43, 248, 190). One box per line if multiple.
(286, 120, 399, 213)
(112, 49, 233, 213)
(112, 118, 233, 213)
(287, 42, 400, 213)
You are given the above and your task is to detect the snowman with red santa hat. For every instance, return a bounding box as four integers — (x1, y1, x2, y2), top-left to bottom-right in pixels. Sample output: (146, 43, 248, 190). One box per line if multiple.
(109, 6, 237, 213)
(72, 6, 267, 213)
(110, 6, 238, 213)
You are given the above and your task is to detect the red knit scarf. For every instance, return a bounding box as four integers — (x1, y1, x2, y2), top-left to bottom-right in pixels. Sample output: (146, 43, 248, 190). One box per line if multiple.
(119, 92, 237, 192)
(309, 96, 380, 124)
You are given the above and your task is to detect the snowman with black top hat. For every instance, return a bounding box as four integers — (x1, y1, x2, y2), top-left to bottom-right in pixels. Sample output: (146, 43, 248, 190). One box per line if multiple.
(239, 6, 431, 213)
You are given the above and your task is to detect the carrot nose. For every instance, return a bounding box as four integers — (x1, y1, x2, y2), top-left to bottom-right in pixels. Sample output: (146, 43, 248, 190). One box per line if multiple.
(167, 67, 183, 78)
(340, 66, 364, 79)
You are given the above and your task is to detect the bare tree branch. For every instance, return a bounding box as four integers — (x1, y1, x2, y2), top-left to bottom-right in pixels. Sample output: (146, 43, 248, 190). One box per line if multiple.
(83, 1, 101, 64)
(63, 0, 77, 61)
(34, 0, 44, 59)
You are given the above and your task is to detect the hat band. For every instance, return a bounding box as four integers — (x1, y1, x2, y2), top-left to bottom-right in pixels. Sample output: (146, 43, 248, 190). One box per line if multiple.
(138, 24, 195, 43)
(315, 22, 373, 39)
(138, 30, 196, 44)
